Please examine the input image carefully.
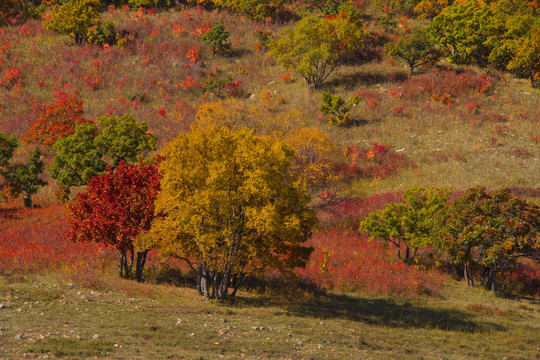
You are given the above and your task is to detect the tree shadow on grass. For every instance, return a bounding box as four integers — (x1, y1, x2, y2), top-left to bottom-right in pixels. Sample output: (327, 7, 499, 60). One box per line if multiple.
(280, 293, 505, 333)
(234, 291, 504, 333)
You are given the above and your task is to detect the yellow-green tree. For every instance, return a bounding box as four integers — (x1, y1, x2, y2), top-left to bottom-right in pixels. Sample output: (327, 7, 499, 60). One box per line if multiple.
(43, 0, 101, 45)
(137, 123, 316, 300)
(268, 13, 364, 88)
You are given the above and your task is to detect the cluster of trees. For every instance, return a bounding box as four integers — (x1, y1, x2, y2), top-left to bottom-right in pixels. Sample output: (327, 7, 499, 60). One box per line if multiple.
(428, 0, 539, 86)
(361, 186, 540, 291)
(17, 0, 536, 87)
(66, 121, 317, 300)
(264, 0, 539, 87)
(1, 90, 156, 205)
(5, 93, 326, 299)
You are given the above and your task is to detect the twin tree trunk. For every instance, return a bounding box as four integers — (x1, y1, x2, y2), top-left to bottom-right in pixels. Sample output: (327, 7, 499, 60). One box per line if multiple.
(118, 247, 148, 282)
(397, 244, 417, 265)
(463, 262, 497, 291)
(196, 263, 244, 300)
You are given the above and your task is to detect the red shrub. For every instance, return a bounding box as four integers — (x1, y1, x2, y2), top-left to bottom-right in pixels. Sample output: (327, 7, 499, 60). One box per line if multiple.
(497, 261, 540, 296)
(338, 143, 413, 180)
(0, 204, 115, 275)
(397, 69, 495, 102)
(318, 192, 404, 230)
(296, 229, 445, 296)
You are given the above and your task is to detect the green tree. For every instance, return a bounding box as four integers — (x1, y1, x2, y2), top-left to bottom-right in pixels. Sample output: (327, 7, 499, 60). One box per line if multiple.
(387, 27, 441, 75)
(359, 186, 449, 264)
(49, 122, 105, 189)
(319, 92, 361, 126)
(429, 0, 499, 66)
(433, 186, 540, 291)
(309, 0, 347, 15)
(43, 0, 102, 45)
(0, 133, 19, 202)
(0, 133, 18, 168)
(3, 148, 48, 207)
(506, 22, 540, 87)
(268, 13, 364, 88)
(93, 114, 156, 167)
(201, 23, 230, 55)
(49, 114, 156, 196)
(137, 123, 316, 300)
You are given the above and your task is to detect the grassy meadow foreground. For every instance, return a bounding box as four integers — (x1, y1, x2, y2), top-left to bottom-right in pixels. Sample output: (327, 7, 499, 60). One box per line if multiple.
(1, 274, 539, 360)
(1, 0, 540, 358)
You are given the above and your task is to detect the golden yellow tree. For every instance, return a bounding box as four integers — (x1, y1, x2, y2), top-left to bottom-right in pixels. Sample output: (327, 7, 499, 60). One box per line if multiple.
(137, 123, 316, 300)
(195, 98, 339, 192)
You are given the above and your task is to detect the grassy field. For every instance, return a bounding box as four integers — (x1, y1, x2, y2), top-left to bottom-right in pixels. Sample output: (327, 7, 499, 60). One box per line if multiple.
(0, 273, 539, 360)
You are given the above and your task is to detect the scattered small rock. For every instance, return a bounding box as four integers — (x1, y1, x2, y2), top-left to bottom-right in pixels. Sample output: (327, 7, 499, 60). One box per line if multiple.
(92, 334, 99, 339)
(15, 334, 23, 340)
(16, 308, 22, 312)
(187, 333, 196, 337)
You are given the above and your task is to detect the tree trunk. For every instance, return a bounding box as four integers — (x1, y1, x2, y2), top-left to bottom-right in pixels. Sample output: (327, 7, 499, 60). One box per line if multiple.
(135, 250, 148, 282)
(127, 247, 134, 277)
(200, 265, 210, 301)
(216, 269, 230, 300)
(464, 262, 474, 286)
(119, 249, 128, 278)
(230, 273, 245, 298)
(483, 265, 496, 292)
(197, 264, 204, 296)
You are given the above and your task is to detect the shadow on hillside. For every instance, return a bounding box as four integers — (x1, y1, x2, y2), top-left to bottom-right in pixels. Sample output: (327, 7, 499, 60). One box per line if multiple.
(236, 293, 504, 333)
(322, 70, 408, 91)
(0, 207, 24, 220)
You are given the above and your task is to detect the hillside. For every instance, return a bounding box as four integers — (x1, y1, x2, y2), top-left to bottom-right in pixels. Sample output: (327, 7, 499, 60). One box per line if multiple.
(0, 0, 539, 358)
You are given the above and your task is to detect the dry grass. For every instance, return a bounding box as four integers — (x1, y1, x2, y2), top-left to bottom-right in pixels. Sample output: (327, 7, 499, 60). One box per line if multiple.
(0, 274, 538, 359)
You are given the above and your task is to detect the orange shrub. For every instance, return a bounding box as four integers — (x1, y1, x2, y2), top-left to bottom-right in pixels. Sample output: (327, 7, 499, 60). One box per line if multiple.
(22, 91, 91, 146)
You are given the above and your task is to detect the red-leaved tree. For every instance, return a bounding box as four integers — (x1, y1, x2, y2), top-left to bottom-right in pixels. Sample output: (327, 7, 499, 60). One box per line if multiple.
(22, 91, 91, 146)
(67, 160, 162, 281)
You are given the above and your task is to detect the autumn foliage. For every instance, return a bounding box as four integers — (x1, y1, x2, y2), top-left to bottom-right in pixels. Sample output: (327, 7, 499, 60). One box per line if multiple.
(139, 123, 316, 299)
(22, 91, 90, 146)
(68, 160, 162, 281)
(297, 229, 445, 296)
(339, 142, 413, 180)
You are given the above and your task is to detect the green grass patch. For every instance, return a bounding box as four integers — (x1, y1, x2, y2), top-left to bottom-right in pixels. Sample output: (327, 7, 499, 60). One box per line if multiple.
(28, 338, 116, 357)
